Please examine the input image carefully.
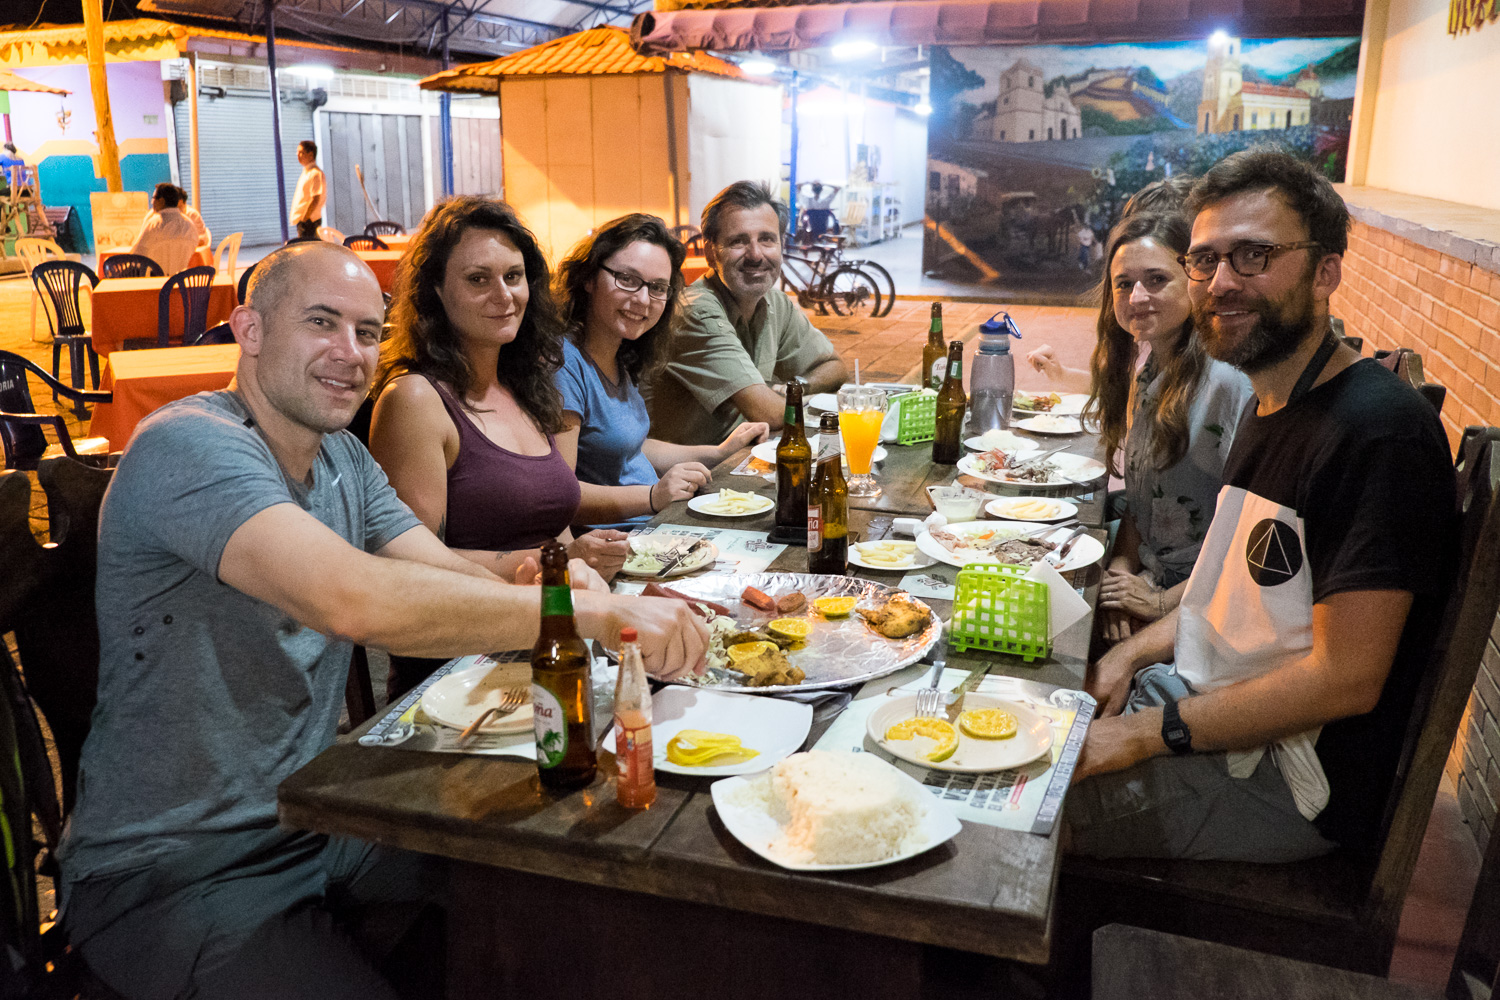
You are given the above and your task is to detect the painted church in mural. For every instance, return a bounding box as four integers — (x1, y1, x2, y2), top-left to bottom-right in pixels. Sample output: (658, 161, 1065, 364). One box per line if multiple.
(924, 33, 1360, 298)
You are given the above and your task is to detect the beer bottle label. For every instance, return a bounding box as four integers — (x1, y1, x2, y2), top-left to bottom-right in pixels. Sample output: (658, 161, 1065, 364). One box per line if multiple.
(541, 585, 573, 618)
(948, 359, 962, 379)
(930, 357, 945, 389)
(532, 684, 568, 768)
(807, 502, 822, 551)
(783, 403, 797, 426)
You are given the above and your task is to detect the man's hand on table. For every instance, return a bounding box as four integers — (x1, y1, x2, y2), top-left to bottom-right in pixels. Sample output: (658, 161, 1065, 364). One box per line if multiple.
(654, 463, 713, 509)
(1085, 643, 1140, 717)
(569, 530, 630, 580)
(1074, 710, 1163, 782)
(716, 421, 771, 462)
(578, 593, 710, 681)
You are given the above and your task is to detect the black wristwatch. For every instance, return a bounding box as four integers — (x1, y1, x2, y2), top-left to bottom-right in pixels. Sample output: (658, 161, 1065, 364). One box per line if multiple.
(1162, 698, 1193, 755)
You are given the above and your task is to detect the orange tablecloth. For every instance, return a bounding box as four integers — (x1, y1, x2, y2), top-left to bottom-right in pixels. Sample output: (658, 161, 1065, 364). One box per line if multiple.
(91, 275, 238, 356)
(379, 233, 412, 251)
(89, 344, 240, 449)
(354, 249, 404, 292)
(682, 256, 711, 284)
(97, 247, 213, 272)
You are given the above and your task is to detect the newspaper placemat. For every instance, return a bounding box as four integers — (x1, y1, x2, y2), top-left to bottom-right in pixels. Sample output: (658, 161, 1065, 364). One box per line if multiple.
(812, 663, 1094, 835)
(357, 651, 617, 758)
(728, 454, 776, 479)
(613, 524, 787, 595)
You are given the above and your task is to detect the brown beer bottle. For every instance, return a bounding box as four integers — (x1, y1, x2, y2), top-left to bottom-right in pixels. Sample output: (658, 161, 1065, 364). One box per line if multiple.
(921, 303, 946, 390)
(531, 540, 597, 790)
(774, 380, 812, 541)
(807, 412, 848, 574)
(933, 341, 967, 465)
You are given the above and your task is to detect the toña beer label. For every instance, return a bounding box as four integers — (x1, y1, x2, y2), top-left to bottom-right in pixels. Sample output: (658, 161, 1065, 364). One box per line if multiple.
(531, 684, 567, 768)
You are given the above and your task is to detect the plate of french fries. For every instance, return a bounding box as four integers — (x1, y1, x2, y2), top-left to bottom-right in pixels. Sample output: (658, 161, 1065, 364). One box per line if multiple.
(848, 538, 936, 571)
(984, 497, 1079, 522)
(688, 488, 775, 518)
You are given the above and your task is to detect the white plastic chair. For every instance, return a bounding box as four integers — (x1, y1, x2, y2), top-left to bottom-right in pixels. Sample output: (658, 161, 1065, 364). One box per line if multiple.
(214, 231, 243, 284)
(16, 237, 68, 343)
(317, 226, 344, 243)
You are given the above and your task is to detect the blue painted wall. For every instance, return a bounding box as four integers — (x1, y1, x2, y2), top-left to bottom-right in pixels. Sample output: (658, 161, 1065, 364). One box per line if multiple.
(36, 152, 172, 253)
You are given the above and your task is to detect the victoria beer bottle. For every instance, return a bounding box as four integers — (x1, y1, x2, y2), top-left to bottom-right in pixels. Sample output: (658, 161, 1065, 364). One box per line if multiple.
(613, 627, 656, 809)
(531, 541, 598, 790)
(921, 302, 946, 390)
(933, 341, 967, 465)
(774, 380, 812, 541)
(807, 412, 849, 574)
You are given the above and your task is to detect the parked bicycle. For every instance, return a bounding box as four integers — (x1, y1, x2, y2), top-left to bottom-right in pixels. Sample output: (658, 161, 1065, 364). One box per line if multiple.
(780, 234, 895, 318)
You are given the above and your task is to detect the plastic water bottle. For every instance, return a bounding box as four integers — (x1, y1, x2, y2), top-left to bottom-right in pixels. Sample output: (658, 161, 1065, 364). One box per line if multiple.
(969, 311, 1021, 435)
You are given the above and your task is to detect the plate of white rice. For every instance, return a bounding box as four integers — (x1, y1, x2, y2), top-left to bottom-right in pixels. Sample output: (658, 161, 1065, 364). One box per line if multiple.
(710, 750, 961, 871)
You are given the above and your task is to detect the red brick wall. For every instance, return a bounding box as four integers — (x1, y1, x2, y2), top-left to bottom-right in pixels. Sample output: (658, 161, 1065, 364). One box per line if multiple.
(1333, 219, 1500, 851)
(1331, 220, 1500, 452)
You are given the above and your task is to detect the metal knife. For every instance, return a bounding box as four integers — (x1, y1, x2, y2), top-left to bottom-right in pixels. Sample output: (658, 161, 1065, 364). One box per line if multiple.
(945, 662, 993, 722)
(653, 537, 705, 578)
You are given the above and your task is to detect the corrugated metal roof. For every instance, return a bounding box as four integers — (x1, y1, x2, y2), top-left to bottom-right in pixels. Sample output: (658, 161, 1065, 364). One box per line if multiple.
(420, 25, 745, 93)
(0, 17, 355, 69)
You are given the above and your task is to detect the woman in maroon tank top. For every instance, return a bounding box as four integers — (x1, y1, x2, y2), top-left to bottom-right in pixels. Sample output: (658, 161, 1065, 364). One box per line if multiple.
(368, 197, 629, 697)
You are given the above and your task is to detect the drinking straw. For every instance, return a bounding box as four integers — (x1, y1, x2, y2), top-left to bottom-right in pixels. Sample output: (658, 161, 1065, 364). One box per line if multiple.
(854, 359, 860, 384)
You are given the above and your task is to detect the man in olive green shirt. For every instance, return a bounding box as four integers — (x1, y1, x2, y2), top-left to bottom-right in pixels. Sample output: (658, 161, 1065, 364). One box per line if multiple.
(648, 181, 847, 446)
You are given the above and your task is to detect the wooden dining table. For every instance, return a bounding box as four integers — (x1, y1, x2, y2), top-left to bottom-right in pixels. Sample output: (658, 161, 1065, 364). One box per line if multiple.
(89, 274, 238, 356)
(278, 417, 1110, 999)
(88, 343, 239, 449)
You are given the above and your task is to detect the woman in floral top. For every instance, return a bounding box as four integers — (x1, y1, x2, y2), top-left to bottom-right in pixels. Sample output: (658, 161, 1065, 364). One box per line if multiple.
(1085, 212, 1254, 643)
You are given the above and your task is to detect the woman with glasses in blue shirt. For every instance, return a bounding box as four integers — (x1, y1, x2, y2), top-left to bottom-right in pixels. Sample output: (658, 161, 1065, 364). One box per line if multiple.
(553, 214, 769, 531)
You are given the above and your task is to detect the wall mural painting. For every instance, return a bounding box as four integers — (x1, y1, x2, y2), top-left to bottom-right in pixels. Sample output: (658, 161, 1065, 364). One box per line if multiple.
(923, 35, 1361, 298)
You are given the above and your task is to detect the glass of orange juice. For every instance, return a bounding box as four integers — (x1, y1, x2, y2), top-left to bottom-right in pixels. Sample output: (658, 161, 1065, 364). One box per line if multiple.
(837, 386, 888, 497)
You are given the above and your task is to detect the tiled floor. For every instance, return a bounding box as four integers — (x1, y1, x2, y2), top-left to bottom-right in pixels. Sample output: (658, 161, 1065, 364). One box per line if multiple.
(0, 267, 1484, 991)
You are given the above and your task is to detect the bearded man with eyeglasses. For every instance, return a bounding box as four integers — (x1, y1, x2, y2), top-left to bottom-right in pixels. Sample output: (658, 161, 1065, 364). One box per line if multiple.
(646, 181, 848, 446)
(1068, 149, 1459, 862)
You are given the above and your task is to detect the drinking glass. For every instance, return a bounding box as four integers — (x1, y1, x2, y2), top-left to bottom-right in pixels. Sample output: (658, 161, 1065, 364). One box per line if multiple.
(838, 385, 888, 498)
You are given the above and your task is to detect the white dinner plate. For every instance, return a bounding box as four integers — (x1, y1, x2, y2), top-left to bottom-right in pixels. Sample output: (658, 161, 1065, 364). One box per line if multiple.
(984, 497, 1079, 522)
(751, 437, 888, 467)
(604, 686, 812, 777)
(420, 661, 533, 735)
(963, 430, 1042, 454)
(619, 537, 719, 578)
(1014, 391, 1089, 416)
(687, 492, 774, 517)
(1016, 415, 1084, 435)
(917, 520, 1106, 573)
(848, 539, 937, 572)
(866, 693, 1053, 773)
(806, 393, 839, 413)
(957, 451, 1105, 489)
(709, 761, 962, 871)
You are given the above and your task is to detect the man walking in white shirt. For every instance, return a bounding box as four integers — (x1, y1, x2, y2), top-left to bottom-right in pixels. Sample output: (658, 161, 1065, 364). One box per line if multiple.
(129, 183, 201, 275)
(290, 140, 326, 242)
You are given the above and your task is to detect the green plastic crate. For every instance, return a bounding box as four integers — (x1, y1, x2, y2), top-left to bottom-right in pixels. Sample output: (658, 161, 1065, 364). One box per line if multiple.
(949, 563, 1051, 662)
(892, 391, 936, 445)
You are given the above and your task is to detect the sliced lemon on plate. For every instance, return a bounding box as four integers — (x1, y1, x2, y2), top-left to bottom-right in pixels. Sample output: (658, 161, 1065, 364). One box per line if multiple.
(813, 595, 857, 618)
(727, 640, 777, 664)
(767, 618, 812, 641)
(958, 707, 1018, 740)
(884, 717, 959, 762)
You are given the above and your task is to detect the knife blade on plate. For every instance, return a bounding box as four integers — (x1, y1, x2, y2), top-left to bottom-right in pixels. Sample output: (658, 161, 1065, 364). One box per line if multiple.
(945, 662, 993, 722)
(654, 537, 706, 578)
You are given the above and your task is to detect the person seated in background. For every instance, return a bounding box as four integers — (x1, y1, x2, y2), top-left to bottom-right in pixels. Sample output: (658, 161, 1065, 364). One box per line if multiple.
(647, 180, 848, 447)
(1069, 149, 1458, 863)
(0, 142, 24, 194)
(58, 241, 708, 999)
(1026, 175, 1197, 388)
(368, 196, 633, 698)
(140, 185, 211, 253)
(797, 179, 842, 240)
(553, 213, 769, 532)
(1085, 212, 1253, 643)
(128, 182, 199, 274)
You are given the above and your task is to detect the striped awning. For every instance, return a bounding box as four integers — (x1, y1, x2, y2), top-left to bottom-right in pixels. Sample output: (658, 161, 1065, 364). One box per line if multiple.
(0, 68, 71, 94)
(631, 0, 1366, 53)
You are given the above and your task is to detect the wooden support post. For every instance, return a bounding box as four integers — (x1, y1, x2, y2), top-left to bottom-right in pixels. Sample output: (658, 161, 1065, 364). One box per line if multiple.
(81, 0, 122, 193)
(188, 52, 201, 211)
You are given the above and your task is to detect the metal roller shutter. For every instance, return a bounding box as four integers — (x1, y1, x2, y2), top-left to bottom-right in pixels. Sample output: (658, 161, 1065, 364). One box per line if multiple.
(174, 90, 315, 247)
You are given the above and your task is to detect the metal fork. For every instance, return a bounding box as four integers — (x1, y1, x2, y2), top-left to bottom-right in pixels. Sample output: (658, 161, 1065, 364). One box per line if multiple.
(914, 657, 946, 718)
(1045, 525, 1090, 566)
(456, 686, 530, 743)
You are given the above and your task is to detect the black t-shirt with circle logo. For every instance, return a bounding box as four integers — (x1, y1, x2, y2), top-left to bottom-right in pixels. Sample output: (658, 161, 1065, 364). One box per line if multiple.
(1216, 358, 1458, 849)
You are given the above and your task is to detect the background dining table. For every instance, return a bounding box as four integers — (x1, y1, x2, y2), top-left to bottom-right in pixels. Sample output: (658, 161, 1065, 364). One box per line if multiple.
(353, 249, 404, 292)
(278, 415, 1110, 999)
(89, 274, 238, 356)
(88, 343, 239, 449)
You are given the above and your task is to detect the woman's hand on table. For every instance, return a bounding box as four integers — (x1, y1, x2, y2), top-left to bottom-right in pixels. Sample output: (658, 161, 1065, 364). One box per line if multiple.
(652, 463, 713, 510)
(1099, 569, 1165, 622)
(512, 555, 609, 593)
(568, 530, 630, 581)
(1025, 345, 1066, 381)
(1100, 608, 1135, 644)
(716, 421, 771, 462)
